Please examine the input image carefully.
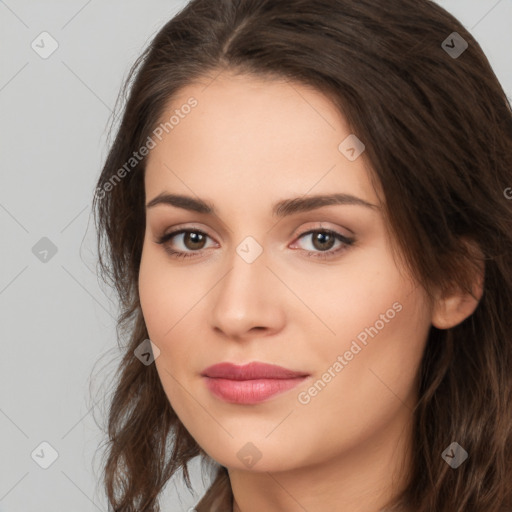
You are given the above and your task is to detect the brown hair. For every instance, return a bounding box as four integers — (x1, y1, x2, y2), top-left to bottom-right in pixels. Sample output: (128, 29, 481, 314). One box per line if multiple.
(92, 0, 512, 510)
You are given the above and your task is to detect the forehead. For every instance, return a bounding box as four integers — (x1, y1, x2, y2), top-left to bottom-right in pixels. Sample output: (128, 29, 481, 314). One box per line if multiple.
(144, 72, 381, 209)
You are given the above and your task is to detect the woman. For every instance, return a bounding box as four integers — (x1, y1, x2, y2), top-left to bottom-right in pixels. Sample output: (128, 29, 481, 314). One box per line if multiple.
(93, 0, 512, 510)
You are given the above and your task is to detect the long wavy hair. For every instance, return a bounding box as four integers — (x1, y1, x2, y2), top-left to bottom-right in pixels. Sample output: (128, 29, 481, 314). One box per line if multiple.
(92, 0, 512, 510)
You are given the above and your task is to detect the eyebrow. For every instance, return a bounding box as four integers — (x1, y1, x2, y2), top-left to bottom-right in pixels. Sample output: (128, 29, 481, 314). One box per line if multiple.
(145, 192, 380, 217)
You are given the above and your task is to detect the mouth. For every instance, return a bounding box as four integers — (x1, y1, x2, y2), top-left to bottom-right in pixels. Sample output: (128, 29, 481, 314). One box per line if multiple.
(201, 361, 310, 404)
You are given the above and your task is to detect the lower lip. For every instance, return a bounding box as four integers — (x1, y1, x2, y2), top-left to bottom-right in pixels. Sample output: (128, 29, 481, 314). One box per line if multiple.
(202, 376, 308, 404)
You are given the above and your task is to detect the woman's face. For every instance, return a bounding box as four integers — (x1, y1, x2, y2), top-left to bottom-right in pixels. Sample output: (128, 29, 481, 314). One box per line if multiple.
(139, 72, 433, 473)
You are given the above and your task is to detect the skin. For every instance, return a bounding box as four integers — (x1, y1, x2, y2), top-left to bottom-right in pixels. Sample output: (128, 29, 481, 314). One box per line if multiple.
(138, 71, 483, 512)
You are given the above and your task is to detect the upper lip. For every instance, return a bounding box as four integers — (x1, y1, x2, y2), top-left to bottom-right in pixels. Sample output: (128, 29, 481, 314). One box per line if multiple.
(201, 361, 309, 380)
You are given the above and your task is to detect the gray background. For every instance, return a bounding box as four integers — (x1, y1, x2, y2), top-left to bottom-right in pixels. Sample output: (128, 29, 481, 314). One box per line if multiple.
(0, 1, 510, 511)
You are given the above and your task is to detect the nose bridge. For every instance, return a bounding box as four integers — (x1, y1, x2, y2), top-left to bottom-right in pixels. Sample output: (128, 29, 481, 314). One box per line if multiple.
(210, 236, 283, 337)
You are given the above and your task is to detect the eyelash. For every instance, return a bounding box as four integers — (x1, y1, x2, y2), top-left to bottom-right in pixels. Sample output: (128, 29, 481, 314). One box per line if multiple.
(155, 227, 355, 260)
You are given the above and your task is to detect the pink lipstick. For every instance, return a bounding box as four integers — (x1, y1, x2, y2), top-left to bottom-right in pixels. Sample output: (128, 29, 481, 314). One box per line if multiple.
(201, 361, 309, 404)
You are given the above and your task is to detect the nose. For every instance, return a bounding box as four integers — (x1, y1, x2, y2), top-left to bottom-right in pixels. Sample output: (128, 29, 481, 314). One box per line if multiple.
(209, 246, 286, 341)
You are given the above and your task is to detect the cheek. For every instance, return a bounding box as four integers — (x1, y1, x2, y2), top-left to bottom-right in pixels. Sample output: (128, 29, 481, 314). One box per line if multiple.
(288, 285, 428, 464)
(138, 243, 206, 374)
(139, 240, 189, 337)
(297, 259, 429, 408)
(138, 249, 193, 412)
(138, 252, 163, 337)
(138, 243, 179, 342)
(343, 272, 428, 380)
(321, 278, 429, 410)
(291, 260, 410, 356)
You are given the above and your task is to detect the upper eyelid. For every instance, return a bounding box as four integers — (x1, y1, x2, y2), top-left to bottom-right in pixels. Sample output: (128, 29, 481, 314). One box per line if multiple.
(161, 220, 352, 238)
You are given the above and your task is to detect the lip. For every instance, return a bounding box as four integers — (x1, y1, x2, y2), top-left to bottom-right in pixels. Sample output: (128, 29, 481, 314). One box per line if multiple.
(201, 362, 310, 404)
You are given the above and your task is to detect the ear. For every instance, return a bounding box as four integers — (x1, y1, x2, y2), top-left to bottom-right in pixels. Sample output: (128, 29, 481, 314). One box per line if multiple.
(431, 238, 485, 330)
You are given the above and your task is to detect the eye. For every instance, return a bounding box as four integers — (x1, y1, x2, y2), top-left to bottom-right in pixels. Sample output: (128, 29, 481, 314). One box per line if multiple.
(155, 228, 216, 259)
(291, 229, 355, 260)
